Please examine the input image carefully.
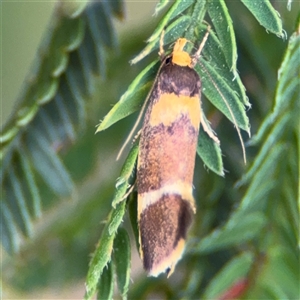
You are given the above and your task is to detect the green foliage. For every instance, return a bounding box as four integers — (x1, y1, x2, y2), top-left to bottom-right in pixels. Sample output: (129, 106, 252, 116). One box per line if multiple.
(2, 0, 299, 299)
(113, 228, 131, 299)
(1, 1, 123, 253)
(84, 199, 127, 299)
(96, 260, 114, 300)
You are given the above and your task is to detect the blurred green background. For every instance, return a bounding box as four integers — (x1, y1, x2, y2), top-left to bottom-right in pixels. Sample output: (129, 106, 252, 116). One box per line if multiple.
(1, 1, 157, 126)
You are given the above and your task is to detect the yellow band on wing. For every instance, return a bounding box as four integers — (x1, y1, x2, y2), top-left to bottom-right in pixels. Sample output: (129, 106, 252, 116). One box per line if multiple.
(149, 93, 201, 128)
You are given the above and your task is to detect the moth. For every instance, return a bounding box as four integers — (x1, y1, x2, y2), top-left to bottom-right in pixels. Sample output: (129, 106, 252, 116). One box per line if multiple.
(136, 31, 220, 277)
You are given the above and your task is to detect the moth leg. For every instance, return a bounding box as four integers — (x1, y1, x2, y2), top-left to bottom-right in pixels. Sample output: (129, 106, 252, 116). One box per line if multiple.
(191, 25, 211, 67)
(133, 129, 141, 144)
(122, 181, 136, 202)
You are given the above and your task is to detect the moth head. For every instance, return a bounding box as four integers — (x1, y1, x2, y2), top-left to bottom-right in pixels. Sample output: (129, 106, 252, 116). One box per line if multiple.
(172, 38, 192, 67)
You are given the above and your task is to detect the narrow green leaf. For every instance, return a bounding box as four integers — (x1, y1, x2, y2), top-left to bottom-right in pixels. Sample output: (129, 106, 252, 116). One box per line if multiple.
(59, 1, 89, 18)
(0, 128, 18, 146)
(87, 2, 119, 68)
(36, 79, 59, 105)
(128, 192, 139, 252)
(7, 167, 33, 237)
(112, 142, 138, 208)
(197, 127, 224, 176)
(151, 0, 194, 41)
(183, 0, 206, 41)
(113, 228, 131, 299)
(239, 182, 274, 215)
(16, 105, 39, 127)
(274, 29, 300, 114)
(282, 175, 299, 242)
(171, 0, 193, 16)
(52, 53, 68, 78)
(207, 0, 238, 73)
(26, 129, 74, 196)
(238, 113, 289, 186)
(263, 283, 290, 300)
(131, 15, 192, 64)
(199, 26, 249, 107)
(54, 94, 76, 141)
(240, 0, 284, 37)
(96, 261, 114, 300)
(84, 200, 127, 300)
(1, 2, 124, 255)
(247, 27, 299, 147)
(203, 252, 253, 299)
(19, 151, 42, 218)
(48, 15, 85, 71)
(97, 61, 158, 132)
(64, 68, 86, 126)
(188, 212, 267, 254)
(258, 246, 299, 299)
(196, 60, 250, 132)
(154, 0, 170, 15)
(238, 143, 285, 212)
(108, 203, 127, 235)
(0, 201, 20, 253)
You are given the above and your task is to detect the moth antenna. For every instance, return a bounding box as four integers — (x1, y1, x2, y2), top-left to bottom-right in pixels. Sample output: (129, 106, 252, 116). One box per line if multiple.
(116, 100, 146, 160)
(195, 25, 211, 57)
(191, 24, 211, 67)
(116, 60, 167, 160)
(120, 181, 136, 202)
(199, 60, 247, 163)
(117, 29, 171, 160)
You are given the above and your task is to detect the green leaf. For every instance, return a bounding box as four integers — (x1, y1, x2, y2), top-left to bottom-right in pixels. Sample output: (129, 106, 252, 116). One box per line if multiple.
(84, 201, 127, 300)
(151, 0, 194, 41)
(18, 152, 41, 217)
(237, 115, 288, 188)
(249, 28, 300, 146)
(233, 23, 299, 300)
(207, 0, 238, 73)
(59, 1, 88, 18)
(5, 166, 33, 237)
(196, 60, 250, 132)
(199, 25, 250, 107)
(85, 140, 137, 299)
(26, 128, 75, 196)
(197, 128, 224, 176)
(240, 0, 284, 37)
(112, 142, 138, 208)
(203, 252, 253, 299)
(239, 28, 300, 186)
(131, 15, 192, 64)
(154, 0, 170, 15)
(0, 201, 20, 252)
(255, 246, 299, 299)
(96, 261, 114, 300)
(113, 228, 131, 299)
(188, 212, 267, 254)
(97, 61, 158, 132)
(128, 192, 139, 251)
(1, 2, 123, 253)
